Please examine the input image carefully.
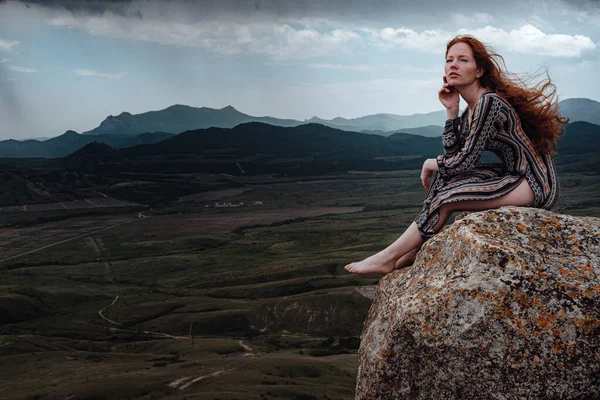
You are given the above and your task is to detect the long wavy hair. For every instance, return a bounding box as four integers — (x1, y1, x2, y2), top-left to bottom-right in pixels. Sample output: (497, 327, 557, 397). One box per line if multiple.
(446, 35, 569, 156)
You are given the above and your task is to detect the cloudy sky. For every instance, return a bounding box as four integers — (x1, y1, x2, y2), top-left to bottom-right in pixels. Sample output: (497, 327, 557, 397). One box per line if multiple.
(1, 0, 599, 140)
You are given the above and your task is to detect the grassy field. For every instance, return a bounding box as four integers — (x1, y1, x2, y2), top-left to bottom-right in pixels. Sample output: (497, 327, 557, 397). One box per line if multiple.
(0, 169, 598, 399)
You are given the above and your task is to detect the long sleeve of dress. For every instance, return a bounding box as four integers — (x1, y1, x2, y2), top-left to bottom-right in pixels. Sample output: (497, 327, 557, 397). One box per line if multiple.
(436, 95, 502, 179)
(442, 116, 463, 157)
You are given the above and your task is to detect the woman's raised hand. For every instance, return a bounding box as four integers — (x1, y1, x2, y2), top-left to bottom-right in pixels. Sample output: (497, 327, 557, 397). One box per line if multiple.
(438, 75, 459, 111)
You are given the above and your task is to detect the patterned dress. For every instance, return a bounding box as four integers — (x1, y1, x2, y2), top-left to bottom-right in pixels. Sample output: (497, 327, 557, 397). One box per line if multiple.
(414, 89, 560, 242)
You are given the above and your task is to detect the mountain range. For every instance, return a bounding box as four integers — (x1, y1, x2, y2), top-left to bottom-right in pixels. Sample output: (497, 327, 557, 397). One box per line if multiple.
(0, 120, 597, 207)
(113, 120, 600, 160)
(1, 97, 599, 159)
(40, 120, 600, 175)
(71, 97, 600, 137)
(76, 104, 450, 137)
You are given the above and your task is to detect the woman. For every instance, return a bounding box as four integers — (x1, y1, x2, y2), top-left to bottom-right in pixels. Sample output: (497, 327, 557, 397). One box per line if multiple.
(345, 34, 567, 275)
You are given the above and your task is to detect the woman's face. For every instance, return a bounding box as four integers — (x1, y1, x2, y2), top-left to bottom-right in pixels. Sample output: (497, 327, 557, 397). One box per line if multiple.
(445, 42, 483, 87)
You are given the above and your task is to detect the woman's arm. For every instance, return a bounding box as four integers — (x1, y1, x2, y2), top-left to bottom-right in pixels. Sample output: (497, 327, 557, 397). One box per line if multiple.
(436, 95, 502, 179)
(442, 113, 463, 157)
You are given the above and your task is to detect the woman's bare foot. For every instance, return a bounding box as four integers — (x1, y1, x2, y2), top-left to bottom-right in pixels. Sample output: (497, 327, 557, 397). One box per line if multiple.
(393, 247, 420, 269)
(344, 252, 396, 275)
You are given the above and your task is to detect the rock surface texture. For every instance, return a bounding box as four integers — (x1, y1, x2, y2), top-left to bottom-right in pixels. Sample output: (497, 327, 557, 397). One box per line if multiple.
(356, 206, 600, 400)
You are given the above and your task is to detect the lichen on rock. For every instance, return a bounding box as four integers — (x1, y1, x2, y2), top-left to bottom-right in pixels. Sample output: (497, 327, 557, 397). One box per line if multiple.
(356, 206, 600, 400)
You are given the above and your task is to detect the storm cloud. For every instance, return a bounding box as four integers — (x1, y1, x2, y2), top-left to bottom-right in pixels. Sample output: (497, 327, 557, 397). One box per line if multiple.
(4, 0, 597, 24)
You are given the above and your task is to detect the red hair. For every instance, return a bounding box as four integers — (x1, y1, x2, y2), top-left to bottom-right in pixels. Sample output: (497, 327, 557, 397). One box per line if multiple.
(446, 35, 569, 156)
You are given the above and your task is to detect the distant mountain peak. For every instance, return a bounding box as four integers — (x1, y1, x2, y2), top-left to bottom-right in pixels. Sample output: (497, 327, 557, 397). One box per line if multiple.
(331, 117, 350, 123)
(63, 141, 118, 161)
(166, 104, 193, 110)
(64, 130, 79, 136)
(163, 104, 240, 113)
(559, 97, 600, 125)
(562, 97, 599, 103)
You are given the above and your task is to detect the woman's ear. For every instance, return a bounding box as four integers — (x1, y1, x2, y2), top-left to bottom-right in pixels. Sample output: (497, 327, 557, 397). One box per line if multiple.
(477, 67, 485, 79)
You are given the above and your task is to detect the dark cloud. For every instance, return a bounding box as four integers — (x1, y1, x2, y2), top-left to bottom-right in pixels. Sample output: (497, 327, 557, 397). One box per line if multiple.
(1, 0, 139, 17)
(1, 0, 547, 22)
(561, 0, 600, 7)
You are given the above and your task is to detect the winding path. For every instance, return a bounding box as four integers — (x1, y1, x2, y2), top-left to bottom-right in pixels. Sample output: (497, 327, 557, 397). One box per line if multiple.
(98, 296, 121, 326)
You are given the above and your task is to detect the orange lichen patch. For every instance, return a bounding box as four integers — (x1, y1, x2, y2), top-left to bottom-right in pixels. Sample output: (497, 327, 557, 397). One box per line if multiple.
(472, 226, 485, 234)
(559, 267, 590, 283)
(552, 340, 566, 355)
(541, 218, 561, 229)
(571, 246, 583, 254)
(378, 348, 395, 358)
(569, 234, 578, 242)
(422, 322, 432, 337)
(491, 298, 514, 320)
(517, 225, 527, 233)
(512, 290, 544, 309)
(575, 316, 600, 335)
(471, 290, 495, 305)
(579, 265, 595, 274)
(487, 289, 549, 336)
(513, 315, 528, 336)
(583, 288, 595, 299)
(552, 327, 562, 338)
(540, 227, 549, 233)
(535, 311, 559, 331)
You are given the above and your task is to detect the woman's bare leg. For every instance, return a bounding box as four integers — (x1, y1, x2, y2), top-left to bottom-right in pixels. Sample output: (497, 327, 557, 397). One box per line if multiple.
(393, 246, 421, 269)
(344, 222, 423, 275)
(344, 178, 534, 275)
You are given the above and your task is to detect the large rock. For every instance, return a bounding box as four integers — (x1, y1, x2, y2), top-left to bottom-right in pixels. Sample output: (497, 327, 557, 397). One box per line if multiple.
(356, 206, 600, 399)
